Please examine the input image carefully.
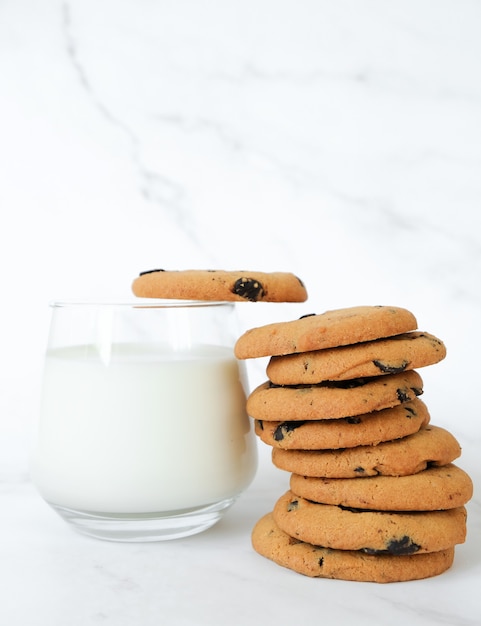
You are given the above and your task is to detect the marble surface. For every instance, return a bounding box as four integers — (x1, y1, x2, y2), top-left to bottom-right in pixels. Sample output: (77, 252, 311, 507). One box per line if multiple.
(1, 0, 480, 624)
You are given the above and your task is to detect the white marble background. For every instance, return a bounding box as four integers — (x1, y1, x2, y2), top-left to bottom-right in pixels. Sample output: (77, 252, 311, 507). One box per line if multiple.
(0, 1, 480, 624)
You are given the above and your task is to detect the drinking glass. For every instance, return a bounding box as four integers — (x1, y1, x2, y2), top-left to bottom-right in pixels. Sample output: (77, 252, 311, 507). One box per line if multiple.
(31, 300, 257, 541)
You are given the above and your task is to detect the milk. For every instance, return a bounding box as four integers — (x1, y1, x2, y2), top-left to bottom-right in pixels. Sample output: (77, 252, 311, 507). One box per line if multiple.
(31, 343, 257, 513)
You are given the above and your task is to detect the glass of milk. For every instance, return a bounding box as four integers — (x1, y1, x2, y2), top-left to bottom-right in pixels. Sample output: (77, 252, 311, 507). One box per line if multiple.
(31, 300, 258, 541)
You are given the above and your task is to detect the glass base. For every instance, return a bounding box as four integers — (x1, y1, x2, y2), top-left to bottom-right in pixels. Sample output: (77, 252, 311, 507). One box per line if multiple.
(47, 497, 236, 542)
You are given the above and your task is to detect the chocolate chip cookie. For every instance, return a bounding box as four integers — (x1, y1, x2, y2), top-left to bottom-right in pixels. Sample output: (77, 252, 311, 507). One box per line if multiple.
(266, 332, 446, 384)
(246, 370, 423, 421)
(235, 305, 417, 359)
(132, 269, 308, 302)
(254, 399, 430, 450)
(251, 513, 456, 583)
(290, 463, 473, 511)
(271, 426, 461, 478)
(273, 491, 467, 554)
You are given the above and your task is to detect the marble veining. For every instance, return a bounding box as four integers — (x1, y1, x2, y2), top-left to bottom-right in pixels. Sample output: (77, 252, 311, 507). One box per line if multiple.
(62, 2, 190, 223)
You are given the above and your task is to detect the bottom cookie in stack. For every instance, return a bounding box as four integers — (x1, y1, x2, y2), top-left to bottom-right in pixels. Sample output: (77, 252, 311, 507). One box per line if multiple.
(252, 513, 456, 583)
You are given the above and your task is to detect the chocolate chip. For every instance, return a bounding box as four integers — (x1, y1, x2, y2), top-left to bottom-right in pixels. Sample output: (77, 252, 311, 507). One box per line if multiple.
(387, 536, 421, 555)
(404, 406, 416, 417)
(363, 536, 421, 556)
(396, 387, 411, 403)
(287, 500, 299, 512)
(273, 421, 306, 441)
(139, 269, 165, 276)
(256, 420, 264, 431)
(318, 557, 324, 567)
(354, 467, 365, 474)
(273, 426, 285, 441)
(232, 277, 264, 301)
(345, 416, 362, 424)
(373, 360, 409, 374)
(361, 535, 421, 556)
(299, 313, 316, 319)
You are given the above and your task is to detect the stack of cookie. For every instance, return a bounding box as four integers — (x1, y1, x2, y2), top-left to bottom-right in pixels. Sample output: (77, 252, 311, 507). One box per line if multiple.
(235, 305, 473, 583)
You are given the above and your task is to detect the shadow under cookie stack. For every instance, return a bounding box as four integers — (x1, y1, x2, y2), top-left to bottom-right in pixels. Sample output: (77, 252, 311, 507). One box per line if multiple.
(235, 305, 473, 583)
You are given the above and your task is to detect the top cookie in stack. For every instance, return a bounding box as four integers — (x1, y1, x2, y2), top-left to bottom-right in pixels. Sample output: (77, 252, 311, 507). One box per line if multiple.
(235, 305, 473, 583)
(236, 305, 420, 358)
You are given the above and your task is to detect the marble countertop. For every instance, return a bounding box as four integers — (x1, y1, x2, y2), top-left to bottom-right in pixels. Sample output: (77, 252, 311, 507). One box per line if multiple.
(1, 442, 480, 626)
(1, 0, 480, 623)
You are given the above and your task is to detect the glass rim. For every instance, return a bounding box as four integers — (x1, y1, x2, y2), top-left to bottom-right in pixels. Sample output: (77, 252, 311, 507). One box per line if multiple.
(48, 298, 236, 309)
